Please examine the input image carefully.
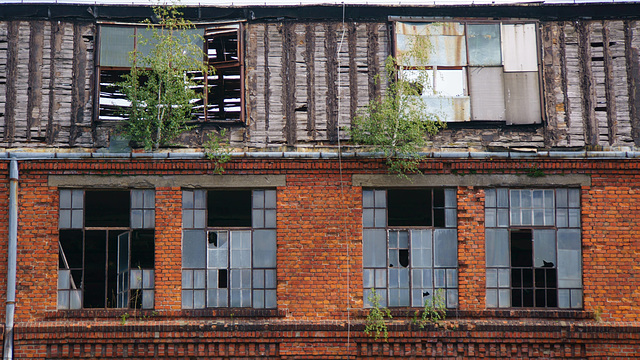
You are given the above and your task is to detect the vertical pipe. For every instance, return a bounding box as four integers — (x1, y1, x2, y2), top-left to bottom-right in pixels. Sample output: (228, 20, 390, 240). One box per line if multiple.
(4, 158, 18, 360)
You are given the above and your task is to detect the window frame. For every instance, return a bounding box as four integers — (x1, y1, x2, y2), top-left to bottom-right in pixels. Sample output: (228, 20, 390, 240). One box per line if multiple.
(181, 189, 277, 310)
(57, 189, 156, 310)
(391, 18, 544, 125)
(95, 21, 245, 124)
(362, 188, 459, 309)
(484, 188, 583, 309)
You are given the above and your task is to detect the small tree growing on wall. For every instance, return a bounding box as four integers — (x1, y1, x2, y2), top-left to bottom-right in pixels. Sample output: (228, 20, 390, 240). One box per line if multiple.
(349, 33, 445, 176)
(119, 6, 208, 151)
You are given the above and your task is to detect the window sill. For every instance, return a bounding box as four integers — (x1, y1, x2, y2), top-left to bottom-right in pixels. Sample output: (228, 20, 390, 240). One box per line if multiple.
(356, 308, 592, 320)
(47, 308, 286, 320)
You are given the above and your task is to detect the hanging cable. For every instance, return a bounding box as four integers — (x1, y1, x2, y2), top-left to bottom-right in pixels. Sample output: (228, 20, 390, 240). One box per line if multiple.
(335, 2, 352, 358)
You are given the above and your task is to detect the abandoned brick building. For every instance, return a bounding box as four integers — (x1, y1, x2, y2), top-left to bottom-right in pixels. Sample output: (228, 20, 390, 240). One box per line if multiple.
(1, 0, 640, 358)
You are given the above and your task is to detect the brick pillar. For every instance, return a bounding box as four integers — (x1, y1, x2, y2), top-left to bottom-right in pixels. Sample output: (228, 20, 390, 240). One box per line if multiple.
(155, 187, 182, 310)
(457, 186, 486, 311)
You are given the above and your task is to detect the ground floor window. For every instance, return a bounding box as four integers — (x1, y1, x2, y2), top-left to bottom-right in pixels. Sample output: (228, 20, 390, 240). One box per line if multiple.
(181, 189, 277, 309)
(362, 188, 458, 308)
(485, 188, 582, 309)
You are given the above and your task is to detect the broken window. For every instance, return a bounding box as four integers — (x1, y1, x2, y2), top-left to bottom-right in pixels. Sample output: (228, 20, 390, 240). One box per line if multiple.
(394, 21, 541, 124)
(97, 23, 243, 123)
(57, 189, 155, 310)
(181, 189, 276, 309)
(485, 189, 582, 309)
(362, 189, 458, 308)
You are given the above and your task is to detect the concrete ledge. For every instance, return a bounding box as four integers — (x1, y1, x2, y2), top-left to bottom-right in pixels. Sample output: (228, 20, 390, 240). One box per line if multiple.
(48, 175, 286, 188)
(352, 174, 591, 187)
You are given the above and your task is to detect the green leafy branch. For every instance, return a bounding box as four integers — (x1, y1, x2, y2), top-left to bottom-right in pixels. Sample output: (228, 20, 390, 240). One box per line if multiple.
(204, 129, 232, 174)
(349, 31, 445, 176)
(364, 289, 393, 341)
(119, 6, 209, 151)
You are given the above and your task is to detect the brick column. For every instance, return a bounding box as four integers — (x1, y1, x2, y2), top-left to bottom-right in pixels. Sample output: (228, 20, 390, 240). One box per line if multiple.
(155, 187, 182, 310)
(457, 186, 486, 311)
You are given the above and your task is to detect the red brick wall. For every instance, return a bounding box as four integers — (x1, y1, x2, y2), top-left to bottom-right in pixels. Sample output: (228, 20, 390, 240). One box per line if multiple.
(154, 187, 182, 310)
(3, 157, 640, 358)
(278, 172, 362, 319)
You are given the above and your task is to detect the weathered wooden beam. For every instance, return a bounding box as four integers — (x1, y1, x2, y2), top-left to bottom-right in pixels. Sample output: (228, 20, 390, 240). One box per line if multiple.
(578, 21, 598, 146)
(70, 23, 87, 146)
(325, 23, 338, 144)
(27, 21, 44, 142)
(304, 23, 316, 140)
(264, 24, 271, 136)
(560, 21, 572, 145)
(282, 22, 296, 146)
(367, 23, 380, 102)
(602, 21, 618, 146)
(46, 21, 63, 145)
(348, 22, 357, 128)
(625, 20, 640, 146)
(3, 21, 19, 144)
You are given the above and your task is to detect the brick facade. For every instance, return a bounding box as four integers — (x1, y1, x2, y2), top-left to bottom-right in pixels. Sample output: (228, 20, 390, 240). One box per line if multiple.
(0, 157, 638, 358)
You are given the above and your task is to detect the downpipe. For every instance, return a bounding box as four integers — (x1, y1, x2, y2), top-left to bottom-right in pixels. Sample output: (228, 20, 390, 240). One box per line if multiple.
(3, 158, 18, 360)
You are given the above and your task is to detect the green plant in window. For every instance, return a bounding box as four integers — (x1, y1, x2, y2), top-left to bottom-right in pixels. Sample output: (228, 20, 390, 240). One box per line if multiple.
(348, 32, 445, 177)
(119, 6, 209, 151)
(204, 129, 232, 174)
(364, 289, 393, 341)
(414, 288, 446, 328)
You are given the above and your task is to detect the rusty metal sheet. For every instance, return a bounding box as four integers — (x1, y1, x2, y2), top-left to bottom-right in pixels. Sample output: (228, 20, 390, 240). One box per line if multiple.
(502, 23, 538, 72)
(469, 66, 506, 121)
(422, 96, 470, 122)
(396, 22, 466, 66)
(504, 71, 541, 125)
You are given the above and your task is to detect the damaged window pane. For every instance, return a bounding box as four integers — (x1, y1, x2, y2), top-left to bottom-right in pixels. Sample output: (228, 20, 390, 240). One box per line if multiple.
(395, 20, 540, 124)
(485, 188, 582, 309)
(182, 189, 277, 309)
(363, 189, 458, 308)
(98, 23, 242, 123)
(57, 189, 155, 310)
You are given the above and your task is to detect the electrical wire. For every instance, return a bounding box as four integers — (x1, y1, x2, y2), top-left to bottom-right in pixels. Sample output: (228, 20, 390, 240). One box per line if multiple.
(335, 2, 351, 358)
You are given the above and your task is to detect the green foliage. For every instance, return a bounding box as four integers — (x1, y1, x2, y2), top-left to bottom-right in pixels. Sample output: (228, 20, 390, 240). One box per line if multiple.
(349, 49, 445, 176)
(414, 288, 446, 328)
(526, 165, 546, 178)
(120, 312, 130, 325)
(119, 6, 208, 151)
(204, 129, 232, 174)
(364, 289, 392, 341)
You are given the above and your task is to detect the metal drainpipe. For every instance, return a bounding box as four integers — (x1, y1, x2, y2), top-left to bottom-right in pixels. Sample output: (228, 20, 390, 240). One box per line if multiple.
(3, 158, 18, 360)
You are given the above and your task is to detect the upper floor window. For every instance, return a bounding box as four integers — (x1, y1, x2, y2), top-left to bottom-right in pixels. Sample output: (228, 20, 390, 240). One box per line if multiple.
(485, 188, 582, 309)
(98, 23, 243, 123)
(181, 189, 277, 309)
(362, 189, 458, 309)
(57, 189, 155, 310)
(394, 20, 541, 124)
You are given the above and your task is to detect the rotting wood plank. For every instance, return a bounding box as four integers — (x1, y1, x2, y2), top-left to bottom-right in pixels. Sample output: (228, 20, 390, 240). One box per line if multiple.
(27, 21, 44, 142)
(282, 22, 296, 146)
(349, 23, 358, 128)
(542, 22, 558, 147)
(264, 24, 271, 140)
(3, 21, 18, 143)
(305, 23, 316, 140)
(46, 21, 63, 144)
(367, 23, 380, 102)
(325, 22, 338, 144)
(625, 21, 640, 146)
(578, 21, 598, 146)
(602, 21, 618, 146)
(70, 23, 86, 146)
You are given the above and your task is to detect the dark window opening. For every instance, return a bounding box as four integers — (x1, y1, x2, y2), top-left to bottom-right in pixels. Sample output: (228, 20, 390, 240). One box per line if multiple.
(85, 191, 130, 227)
(58, 189, 155, 310)
(207, 190, 251, 227)
(98, 24, 243, 124)
(388, 189, 432, 227)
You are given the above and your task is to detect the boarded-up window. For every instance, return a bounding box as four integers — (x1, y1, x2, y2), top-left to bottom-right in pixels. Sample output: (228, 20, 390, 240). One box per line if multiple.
(97, 23, 243, 123)
(395, 21, 541, 125)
